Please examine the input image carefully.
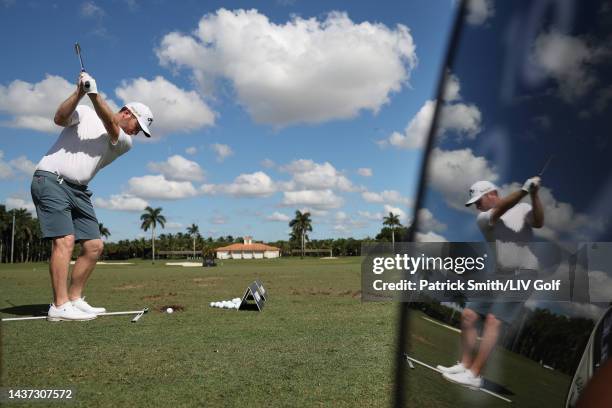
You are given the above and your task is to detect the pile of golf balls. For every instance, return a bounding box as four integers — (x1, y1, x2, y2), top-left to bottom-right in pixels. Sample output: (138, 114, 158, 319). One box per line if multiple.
(209, 298, 241, 310)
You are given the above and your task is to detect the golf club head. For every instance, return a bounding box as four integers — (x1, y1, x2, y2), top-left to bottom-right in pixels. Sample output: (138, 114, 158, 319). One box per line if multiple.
(74, 42, 90, 91)
(130, 307, 149, 323)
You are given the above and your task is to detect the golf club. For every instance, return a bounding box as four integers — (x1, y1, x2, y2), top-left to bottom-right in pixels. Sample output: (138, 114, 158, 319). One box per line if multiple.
(403, 354, 512, 403)
(74, 42, 90, 92)
(1, 307, 149, 322)
(538, 155, 554, 177)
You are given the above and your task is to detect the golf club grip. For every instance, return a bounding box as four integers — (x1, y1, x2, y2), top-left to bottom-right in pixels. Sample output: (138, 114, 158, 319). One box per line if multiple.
(81, 69, 91, 91)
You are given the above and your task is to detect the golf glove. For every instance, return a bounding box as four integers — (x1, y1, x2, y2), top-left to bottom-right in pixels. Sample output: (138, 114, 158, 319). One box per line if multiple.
(80, 72, 97, 95)
(522, 176, 541, 193)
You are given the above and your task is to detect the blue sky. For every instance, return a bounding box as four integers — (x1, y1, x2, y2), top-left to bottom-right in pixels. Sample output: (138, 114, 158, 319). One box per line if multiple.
(0, 0, 456, 242)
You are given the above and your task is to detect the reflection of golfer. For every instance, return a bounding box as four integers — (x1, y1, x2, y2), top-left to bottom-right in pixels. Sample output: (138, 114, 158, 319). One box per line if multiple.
(436, 177, 544, 388)
(31, 72, 153, 322)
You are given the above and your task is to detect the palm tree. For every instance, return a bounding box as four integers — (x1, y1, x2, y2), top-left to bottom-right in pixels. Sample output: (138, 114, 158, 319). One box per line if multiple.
(140, 206, 166, 263)
(99, 223, 111, 240)
(383, 212, 402, 246)
(187, 223, 199, 258)
(289, 210, 312, 258)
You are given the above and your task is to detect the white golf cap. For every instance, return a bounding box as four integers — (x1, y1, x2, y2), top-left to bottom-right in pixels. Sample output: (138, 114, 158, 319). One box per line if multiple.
(125, 102, 153, 137)
(465, 180, 498, 207)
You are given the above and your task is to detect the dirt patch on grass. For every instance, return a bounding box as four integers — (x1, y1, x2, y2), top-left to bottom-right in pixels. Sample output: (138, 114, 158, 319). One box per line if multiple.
(290, 288, 361, 297)
(411, 334, 434, 346)
(113, 283, 145, 290)
(192, 277, 223, 283)
(141, 292, 178, 301)
(158, 304, 185, 312)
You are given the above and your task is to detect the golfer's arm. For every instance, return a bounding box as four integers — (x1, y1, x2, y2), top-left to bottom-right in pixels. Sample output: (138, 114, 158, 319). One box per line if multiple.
(490, 190, 528, 224)
(530, 192, 544, 228)
(88, 94, 120, 143)
(54, 90, 83, 127)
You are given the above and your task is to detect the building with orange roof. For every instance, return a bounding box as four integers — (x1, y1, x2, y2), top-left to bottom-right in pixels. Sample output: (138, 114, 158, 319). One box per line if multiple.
(215, 236, 280, 259)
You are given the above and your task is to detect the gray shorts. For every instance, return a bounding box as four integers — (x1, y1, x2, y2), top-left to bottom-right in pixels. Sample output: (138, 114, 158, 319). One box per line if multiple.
(465, 301, 525, 324)
(31, 170, 100, 241)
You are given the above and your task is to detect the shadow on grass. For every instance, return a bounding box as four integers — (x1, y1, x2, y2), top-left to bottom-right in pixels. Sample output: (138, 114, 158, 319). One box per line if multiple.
(482, 378, 514, 397)
(1, 304, 49, 316)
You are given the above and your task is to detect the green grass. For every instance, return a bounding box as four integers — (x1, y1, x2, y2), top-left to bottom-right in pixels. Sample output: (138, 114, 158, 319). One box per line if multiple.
(1, 258, 569, 407)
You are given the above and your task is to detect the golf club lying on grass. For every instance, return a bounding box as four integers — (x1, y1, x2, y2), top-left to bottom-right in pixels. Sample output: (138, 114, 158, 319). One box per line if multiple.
(1, 307, 149, 323)
(403, 353, 512, 403)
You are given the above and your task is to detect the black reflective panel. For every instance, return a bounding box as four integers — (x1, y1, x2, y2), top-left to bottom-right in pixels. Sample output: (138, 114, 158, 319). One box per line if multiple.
(398, 1, 612, 407)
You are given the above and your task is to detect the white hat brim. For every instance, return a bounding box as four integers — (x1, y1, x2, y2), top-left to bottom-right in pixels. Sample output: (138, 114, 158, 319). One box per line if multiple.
(136, 117, 151, 137)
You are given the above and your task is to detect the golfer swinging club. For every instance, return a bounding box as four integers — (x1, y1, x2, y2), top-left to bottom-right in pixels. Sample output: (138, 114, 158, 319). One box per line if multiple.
(436, 176, 544, 388)
(31, 71, 153, 321)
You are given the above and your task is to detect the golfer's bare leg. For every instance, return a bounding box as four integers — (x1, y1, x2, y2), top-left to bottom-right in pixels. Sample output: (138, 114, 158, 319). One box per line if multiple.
(50, 235, 75, 306)
(68, 239, 104, 300)
(470, 313, 501, 376)
(461, 308, 479, 369)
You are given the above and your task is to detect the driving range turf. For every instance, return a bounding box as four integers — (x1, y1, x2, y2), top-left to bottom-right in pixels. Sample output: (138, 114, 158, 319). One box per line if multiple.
(1, 258, 569, 407)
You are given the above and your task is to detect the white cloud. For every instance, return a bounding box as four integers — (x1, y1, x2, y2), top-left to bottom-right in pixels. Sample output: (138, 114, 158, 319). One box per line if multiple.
(281, 159, 355, 192)
(0, 75, 117, 133)
(261, 158, 275, 168)
(210, 215, 227, 224)
(282, 189, 343, 210)
(383, 204, 408, 224)
(415, 231, 448, 242)
(0, 151, 37, 179)
(147, 155, 205, 182)
(265, 212, 290, 222)
(185, 146, 197, 155)
(165, 221, 183, 229)
(202, 171, 276, 197)
(94, 194, 148, 212)
(386, 74, 481, 149)
(361, 190, 411, 206)
(357, 167, 373, 177)
(9, 156, 36, 176)
(297, 207, 328, 217)
(358, 210, 383, 221)
(465, 0, 495, 26)
(210, 143, 234, 162)
(115, 76, 215, 136)
(81, 1, 105, 18)
(157, 9, 417, 126)
(416, 208, 447, 232)
(442, 71, 462, 102)
(127, 175, 198, 200)
(530, 31, 604, 102)
(332, 211, 368, 233)
(0, 75, 122, 133)
(429, 147, 499, 210)
(5, 196, 35, 214)
(0, 151, 14, 179)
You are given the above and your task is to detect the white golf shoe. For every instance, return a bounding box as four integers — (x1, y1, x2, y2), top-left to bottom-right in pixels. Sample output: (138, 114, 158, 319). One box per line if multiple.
(436, 362, 467, 375)
(47, 302, 97, 322)
(71, 297, 106, 315)
(442, 369, 483, 390)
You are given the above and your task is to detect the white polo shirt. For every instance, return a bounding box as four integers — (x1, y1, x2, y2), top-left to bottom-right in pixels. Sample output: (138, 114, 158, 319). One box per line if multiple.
(477, 202, 539, 270)
(36, 105, 132, 185)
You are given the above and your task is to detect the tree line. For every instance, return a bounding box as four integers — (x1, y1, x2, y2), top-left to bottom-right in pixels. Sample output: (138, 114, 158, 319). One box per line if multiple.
(1, 205, 408, 263)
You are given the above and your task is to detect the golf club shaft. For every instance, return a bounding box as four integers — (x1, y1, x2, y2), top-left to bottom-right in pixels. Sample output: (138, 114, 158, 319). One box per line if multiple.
(1, 308, 148, 322)
(74, 42, 90, 91)
(538, 155, 554, 177)
(404, 355, 512, 403)
(98, 310, 148, 316)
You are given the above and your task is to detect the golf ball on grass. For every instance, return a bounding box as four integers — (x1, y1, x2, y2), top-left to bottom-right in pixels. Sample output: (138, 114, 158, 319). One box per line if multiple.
(166, 307, 174, 314)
